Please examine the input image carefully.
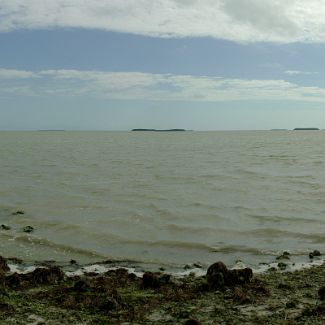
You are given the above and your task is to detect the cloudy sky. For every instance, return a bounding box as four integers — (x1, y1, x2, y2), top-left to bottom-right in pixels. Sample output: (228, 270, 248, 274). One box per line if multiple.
(2, 0, 325, 130)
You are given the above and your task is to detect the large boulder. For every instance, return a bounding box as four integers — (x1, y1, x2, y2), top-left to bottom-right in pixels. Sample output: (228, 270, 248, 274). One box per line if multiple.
(206, 261, 253, 289)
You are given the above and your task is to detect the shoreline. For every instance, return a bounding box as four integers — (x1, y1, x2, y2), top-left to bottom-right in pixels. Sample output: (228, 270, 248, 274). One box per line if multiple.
(1, 256, 325, 324)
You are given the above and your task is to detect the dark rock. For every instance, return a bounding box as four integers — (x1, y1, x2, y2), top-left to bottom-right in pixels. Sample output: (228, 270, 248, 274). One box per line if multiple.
(206, 262, 253, 289)
(313, 250, 321, 257)
(142, 272, 160, 289)
(0, 300, 14, 314)
(114, 268, 129, 277)
(206, 261, 228, 289)
(73, 280, 90, 292)
(128, 273, 137, 281)
(277, 262, 287, 270)
(302, 302, 325, 316)
(228, 268, 253, 285)
(193, 263, 203, 268)
(286, 301, 297, 308)
(315, 303, 325, 314)
(318, 286, 325, 300)
(99, 297, 118, 311)
(184, 319, 201, 325)
(309, 250, 321, 258)
(142, 272, 171, 289)
(7, 257, 23, 264)
(12, 210, 24, 215)
(28, 266, 64, 285)
(23, 226, 34, 233)
(276, 252, 290, 260)
(70, 259, 77, 265)
(0, 224, 11, 230)
(0, 256, 9, 274)
(5, 273, 22, 289)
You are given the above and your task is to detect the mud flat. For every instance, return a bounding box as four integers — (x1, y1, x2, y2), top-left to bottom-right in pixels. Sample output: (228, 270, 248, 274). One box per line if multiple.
(1, 256, 325, 324)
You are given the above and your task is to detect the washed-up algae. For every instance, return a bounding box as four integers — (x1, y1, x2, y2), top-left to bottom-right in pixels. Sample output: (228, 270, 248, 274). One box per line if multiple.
(1, 257, 325, 324)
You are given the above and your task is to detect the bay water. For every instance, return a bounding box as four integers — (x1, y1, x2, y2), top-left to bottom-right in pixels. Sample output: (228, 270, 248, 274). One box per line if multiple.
(1, 131, 325, 271)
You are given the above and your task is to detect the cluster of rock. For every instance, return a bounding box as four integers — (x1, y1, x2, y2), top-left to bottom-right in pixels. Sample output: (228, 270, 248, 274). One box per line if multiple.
(2, 255, 325, 323)
(206, 261, 253, 289)
(0, 256, 255, 323)
(0, 210, 35, 233)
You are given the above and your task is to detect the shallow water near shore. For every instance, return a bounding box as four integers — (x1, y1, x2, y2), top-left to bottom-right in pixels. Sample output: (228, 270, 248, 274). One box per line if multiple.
(1, 130, 325, 271)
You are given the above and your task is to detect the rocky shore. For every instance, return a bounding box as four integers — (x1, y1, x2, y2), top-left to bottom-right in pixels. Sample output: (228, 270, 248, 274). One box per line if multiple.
(1, 256, 325, 324)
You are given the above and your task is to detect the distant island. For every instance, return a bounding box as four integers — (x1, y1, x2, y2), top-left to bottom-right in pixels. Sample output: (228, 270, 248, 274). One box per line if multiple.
(293, 128, 320, 130)
(132, 129, 186, 132)
(37, 129, 65, 132)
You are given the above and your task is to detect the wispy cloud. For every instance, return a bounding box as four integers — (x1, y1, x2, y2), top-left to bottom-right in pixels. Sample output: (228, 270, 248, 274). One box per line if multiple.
(2, 68, 325, 102)
(285, 70, 318, 75)
(1, 1, 325, 43)
(0, 68, 36, 79)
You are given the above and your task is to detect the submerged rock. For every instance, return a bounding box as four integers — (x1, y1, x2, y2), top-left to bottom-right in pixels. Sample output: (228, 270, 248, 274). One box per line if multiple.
(193, 263, 203, 269)
(310, 250, 321, 259)
(0, 225, 11, 231)
(12, 210, 24, 215)
(206, 261, 253, 289)
(277, 262, 287, 270)
(23, 226, 34, 233)
(276, 252, 290, 260)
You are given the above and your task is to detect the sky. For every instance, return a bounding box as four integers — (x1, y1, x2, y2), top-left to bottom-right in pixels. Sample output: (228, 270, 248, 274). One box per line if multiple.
(1, 1, 325, 130)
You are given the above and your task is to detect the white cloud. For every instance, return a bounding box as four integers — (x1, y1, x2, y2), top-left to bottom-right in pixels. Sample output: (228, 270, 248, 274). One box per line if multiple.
(1, 0, 325, 43)
(285, 70, 318, 75)
(0, 68, 35, 79)
(2, 68, 325, 102)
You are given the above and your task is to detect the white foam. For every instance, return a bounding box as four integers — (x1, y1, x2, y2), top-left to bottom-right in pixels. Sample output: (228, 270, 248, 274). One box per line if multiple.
(8, 264, 38, 274)
(6, 258, 325, 278)
(65, 265, 144, 278)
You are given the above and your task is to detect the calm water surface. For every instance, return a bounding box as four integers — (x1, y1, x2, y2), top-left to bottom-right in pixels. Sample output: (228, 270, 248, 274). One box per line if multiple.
(1, 131, 325, 270)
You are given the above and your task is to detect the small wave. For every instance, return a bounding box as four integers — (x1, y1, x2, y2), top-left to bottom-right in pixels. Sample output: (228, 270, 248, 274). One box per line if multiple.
(239, 228, 325, 243)
(5, 234, 108, 260)
(209, 245, 264, 255)
(109, 238, 214, 251)
(165, 223, 222, 234)
(247, 214, 325, 225)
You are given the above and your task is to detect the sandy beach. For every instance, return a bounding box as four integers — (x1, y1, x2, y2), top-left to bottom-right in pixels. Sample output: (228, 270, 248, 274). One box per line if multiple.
(1, 256, 325, 324)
